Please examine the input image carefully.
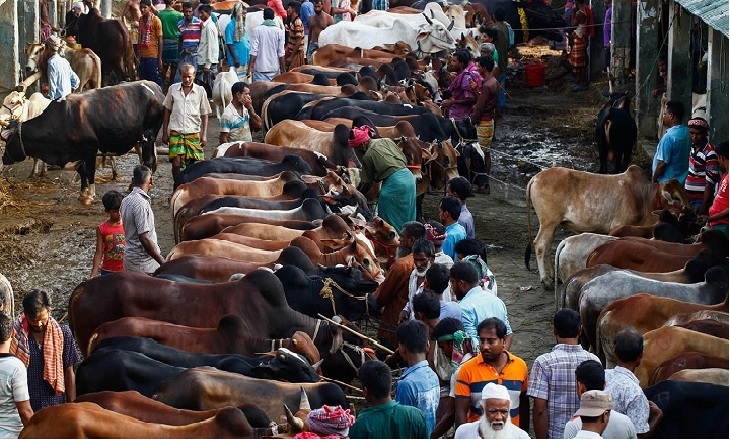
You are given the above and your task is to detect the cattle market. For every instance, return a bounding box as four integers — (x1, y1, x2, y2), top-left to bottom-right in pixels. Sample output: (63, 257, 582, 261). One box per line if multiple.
(0, 0, 728, 438)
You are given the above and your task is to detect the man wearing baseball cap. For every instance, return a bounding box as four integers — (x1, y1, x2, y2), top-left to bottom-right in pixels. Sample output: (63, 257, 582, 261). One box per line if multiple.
(572, 390, 612, 438)
(454, 383, 529, 439)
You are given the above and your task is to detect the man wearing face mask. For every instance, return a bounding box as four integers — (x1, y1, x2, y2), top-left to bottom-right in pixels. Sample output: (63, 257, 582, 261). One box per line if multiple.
(219, 82, 262, 144)
(399, 238, 436, 323)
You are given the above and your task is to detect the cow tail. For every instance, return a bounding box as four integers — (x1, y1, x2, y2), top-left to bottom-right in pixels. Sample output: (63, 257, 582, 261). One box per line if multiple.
(67, 282, 86, 338)
(554, 239, 565, 308)
(524, 177, 533, 271)
(90, 50, 102, 89)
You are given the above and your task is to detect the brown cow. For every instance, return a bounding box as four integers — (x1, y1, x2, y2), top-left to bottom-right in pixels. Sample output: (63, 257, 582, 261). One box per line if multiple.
(667, 368, 729, 386)
(181, 213, 317, 242)
(68, 270, 344, 362)
(264, 120, 362, 169)
(525, 165, 690, 289)
(75, 391, 274, 429)
(222, 213, 351, 242)
(586, 241, 698, 273)
(596, 293, 729, 368)
(77, 8, 134, 84)
(649, 353, 729, 385)
(87, 316, 320, 363)
(19, 402, 253, 438)
(635, 326, 729, 387)
(170, 172, 302, 216)
(272, 72, 336, 85)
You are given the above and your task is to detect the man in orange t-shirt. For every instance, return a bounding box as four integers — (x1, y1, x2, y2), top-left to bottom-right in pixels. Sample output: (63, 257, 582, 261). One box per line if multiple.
(138, 0, 163, 85)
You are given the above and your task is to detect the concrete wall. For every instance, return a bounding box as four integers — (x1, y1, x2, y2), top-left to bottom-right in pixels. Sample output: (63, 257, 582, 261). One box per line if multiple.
(635, 0, 660, 139)
(611, 0, 632, 94)
(0, 0, 20, 99)
(706, 29, 729, 143)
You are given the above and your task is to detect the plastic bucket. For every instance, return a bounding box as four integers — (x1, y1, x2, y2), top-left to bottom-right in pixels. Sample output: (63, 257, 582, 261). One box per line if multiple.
(524, 63, 546, 87)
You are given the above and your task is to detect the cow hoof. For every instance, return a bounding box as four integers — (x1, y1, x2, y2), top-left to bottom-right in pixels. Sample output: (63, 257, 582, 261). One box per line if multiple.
(82, 197, 94, 206)
(542, 280, 555, 291)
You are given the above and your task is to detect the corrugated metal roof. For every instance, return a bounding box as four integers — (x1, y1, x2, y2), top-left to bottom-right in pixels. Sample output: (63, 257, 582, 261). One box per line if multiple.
(675, 0, 729, 37)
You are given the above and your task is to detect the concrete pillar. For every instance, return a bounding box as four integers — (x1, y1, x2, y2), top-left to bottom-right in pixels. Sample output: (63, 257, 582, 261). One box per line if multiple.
(100, 0, 111, 18)
(635, 0, 660, 139)
(20, 0, 39, 42)
(48, 0, 56, 27)
(706, 29, 728, 142)
(589, 0, 606, 80)
(0, 0, 21, 101)
(610, 0, 631, 94)
(667, 0, 691, 110)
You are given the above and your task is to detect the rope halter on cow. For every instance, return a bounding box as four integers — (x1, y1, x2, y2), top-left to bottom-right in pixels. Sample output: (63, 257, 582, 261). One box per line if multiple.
(395, 136, 422, 172)
(319, 277, 369, 318)
(365, 231, 398, 268)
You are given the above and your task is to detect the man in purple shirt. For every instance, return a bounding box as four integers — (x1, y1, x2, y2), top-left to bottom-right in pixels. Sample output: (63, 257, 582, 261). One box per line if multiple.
(442, 49, 480, 121)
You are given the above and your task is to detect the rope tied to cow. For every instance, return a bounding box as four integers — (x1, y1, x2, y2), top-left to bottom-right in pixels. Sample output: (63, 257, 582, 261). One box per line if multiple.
(319, 277, 369, 318)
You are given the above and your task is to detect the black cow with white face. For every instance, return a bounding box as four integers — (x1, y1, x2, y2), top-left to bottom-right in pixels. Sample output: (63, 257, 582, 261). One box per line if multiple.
(1, 81, 163, 204)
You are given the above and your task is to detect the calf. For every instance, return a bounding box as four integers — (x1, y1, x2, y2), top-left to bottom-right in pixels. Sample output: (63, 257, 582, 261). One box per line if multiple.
(595, 94, 637, 173)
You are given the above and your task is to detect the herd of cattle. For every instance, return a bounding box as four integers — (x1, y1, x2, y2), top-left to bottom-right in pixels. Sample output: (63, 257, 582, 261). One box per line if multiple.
(0, 0, 727, 438)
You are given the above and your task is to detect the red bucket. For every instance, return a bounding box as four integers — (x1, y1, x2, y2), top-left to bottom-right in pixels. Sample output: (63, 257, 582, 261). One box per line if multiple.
(524, 63, 546, 87)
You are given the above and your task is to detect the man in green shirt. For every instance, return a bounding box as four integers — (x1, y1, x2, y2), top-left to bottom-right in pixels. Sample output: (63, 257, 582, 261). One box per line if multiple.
(158, 0, 183, 88)
(350, 360, 428, 439)
(349, 118, 417, 232)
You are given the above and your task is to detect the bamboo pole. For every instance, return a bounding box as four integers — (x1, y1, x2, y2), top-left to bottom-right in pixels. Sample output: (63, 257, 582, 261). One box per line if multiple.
(317, 314, 394, 355)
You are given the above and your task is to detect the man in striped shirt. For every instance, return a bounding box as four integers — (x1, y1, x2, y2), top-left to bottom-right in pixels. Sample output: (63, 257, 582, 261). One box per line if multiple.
(685, 117, 719, 215)
(120, 165, 165, 274)
(175, 2, 202, 82)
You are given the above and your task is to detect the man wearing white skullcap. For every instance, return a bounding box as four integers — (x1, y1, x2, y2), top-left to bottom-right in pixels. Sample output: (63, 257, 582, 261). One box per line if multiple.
(45, 36, 79, 100)
(455, 383, 530, 439)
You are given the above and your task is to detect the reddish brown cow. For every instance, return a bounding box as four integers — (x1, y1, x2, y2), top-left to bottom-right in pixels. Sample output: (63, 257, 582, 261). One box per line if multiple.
(649, 352, 730, 386)
(635, 326, 729, 387)
(87, 316, 320, 363)
(526, 165, 690, 289)
(209, 233, 294, 251)
(272, 72, 336, 85)
(221, 213, 351, 242)
(586, 240, 698, 273)
(181, 213, 316, 242)
(596, 293, 729, 367)
(20, 402, 253, 438)
(75, 391, 273, 430)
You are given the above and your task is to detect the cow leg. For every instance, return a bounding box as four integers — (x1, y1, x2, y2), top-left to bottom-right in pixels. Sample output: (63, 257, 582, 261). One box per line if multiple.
(109, 155, 118, 181)
(78, 155, 96, 205)
(533, 224, 558, 290)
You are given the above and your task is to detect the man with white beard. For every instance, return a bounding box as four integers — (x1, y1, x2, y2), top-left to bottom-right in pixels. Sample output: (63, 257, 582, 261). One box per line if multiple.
(455, 383, 530, 438)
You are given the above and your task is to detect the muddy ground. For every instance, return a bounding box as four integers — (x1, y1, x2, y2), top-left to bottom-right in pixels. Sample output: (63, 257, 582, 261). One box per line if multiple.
(0, 45, 654, 380)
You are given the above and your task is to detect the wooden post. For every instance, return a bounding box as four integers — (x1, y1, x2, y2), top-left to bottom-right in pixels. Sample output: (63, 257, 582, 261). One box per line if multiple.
(706, 29, 728, 143)
(635, 0, 660, 139)
(667, 0, 691, 109)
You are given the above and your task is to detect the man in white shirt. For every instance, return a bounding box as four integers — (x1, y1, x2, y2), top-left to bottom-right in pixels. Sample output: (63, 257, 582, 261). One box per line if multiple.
(571, 390, 613, 439)
(0, 313, 33, 438)
(45, 36, 79, 100)
(248, 7, 285, 82)
(162, 63, 211, 180)
(564, 360, 637, 439)
(196, 3, 219, 95)
(454, 383, 530, 439)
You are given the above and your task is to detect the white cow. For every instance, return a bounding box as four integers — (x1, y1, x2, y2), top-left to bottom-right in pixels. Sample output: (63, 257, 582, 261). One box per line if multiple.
(355, 3, 470, 40)
(0, 91, 52, 177)
(318, 17, 455, 56)
(212, 67, 239, 120)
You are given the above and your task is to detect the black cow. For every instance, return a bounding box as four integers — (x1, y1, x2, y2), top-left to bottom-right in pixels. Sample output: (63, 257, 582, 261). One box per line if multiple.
(595, 94, 637, 173)
(173, 155, 312, 189)
(275, 265, 379, 321)
(263, 90, 370, 131)
(153, 367, 347, 420)
(302, 97, 432, 121)
(644, 380, 729, 438)
(95, 336, 319, 382)
(77, 8, 134, 84)
(1, 81, 163, 203)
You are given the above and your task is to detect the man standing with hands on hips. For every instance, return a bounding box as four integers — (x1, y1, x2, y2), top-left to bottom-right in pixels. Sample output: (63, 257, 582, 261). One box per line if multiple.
(162, 63, 211, 180)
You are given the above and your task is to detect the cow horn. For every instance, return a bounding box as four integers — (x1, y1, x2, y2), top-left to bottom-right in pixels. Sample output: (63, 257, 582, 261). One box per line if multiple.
(422, 12, 433, 25)
(311, 359, 324, 370)
(284, 404, 305, 432)
(448, 19, 455, 31)
(299, 386, 311, 411)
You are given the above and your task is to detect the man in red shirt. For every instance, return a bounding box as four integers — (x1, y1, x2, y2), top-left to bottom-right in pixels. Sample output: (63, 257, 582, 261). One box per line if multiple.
(704, 141, 728, 237)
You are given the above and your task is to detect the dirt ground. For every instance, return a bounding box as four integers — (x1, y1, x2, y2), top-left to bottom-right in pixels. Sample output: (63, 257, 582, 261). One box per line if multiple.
(0, 44, 632, 379)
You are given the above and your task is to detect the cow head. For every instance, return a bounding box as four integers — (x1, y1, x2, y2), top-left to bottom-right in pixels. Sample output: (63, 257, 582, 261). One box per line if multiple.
(0, 120, 26, 165)
(339, 236, 385, 284)
(656, 179, 691, 217)
(426, 140, 461, 189)
(396, 137, 426, 182)
(251, 348, 320, 382)
(318, 266, 380, 321)
(364, 216, 399, 268)
(415, 19, 457, 54)
(25, 43, 45, 74)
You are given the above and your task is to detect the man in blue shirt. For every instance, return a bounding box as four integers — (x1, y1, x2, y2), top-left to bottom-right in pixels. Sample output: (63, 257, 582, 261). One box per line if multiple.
(395, 320, 441, 435)
(447, 176, 476, 239)
(450, 261, 512, 353)
(45, 36, 79, 100)
(652, 100, 691, 185)
(440, 196, 467, 261)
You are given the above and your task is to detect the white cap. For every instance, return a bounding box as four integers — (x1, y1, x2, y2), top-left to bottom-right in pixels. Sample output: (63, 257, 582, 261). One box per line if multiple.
(481, 383, 511, 402)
